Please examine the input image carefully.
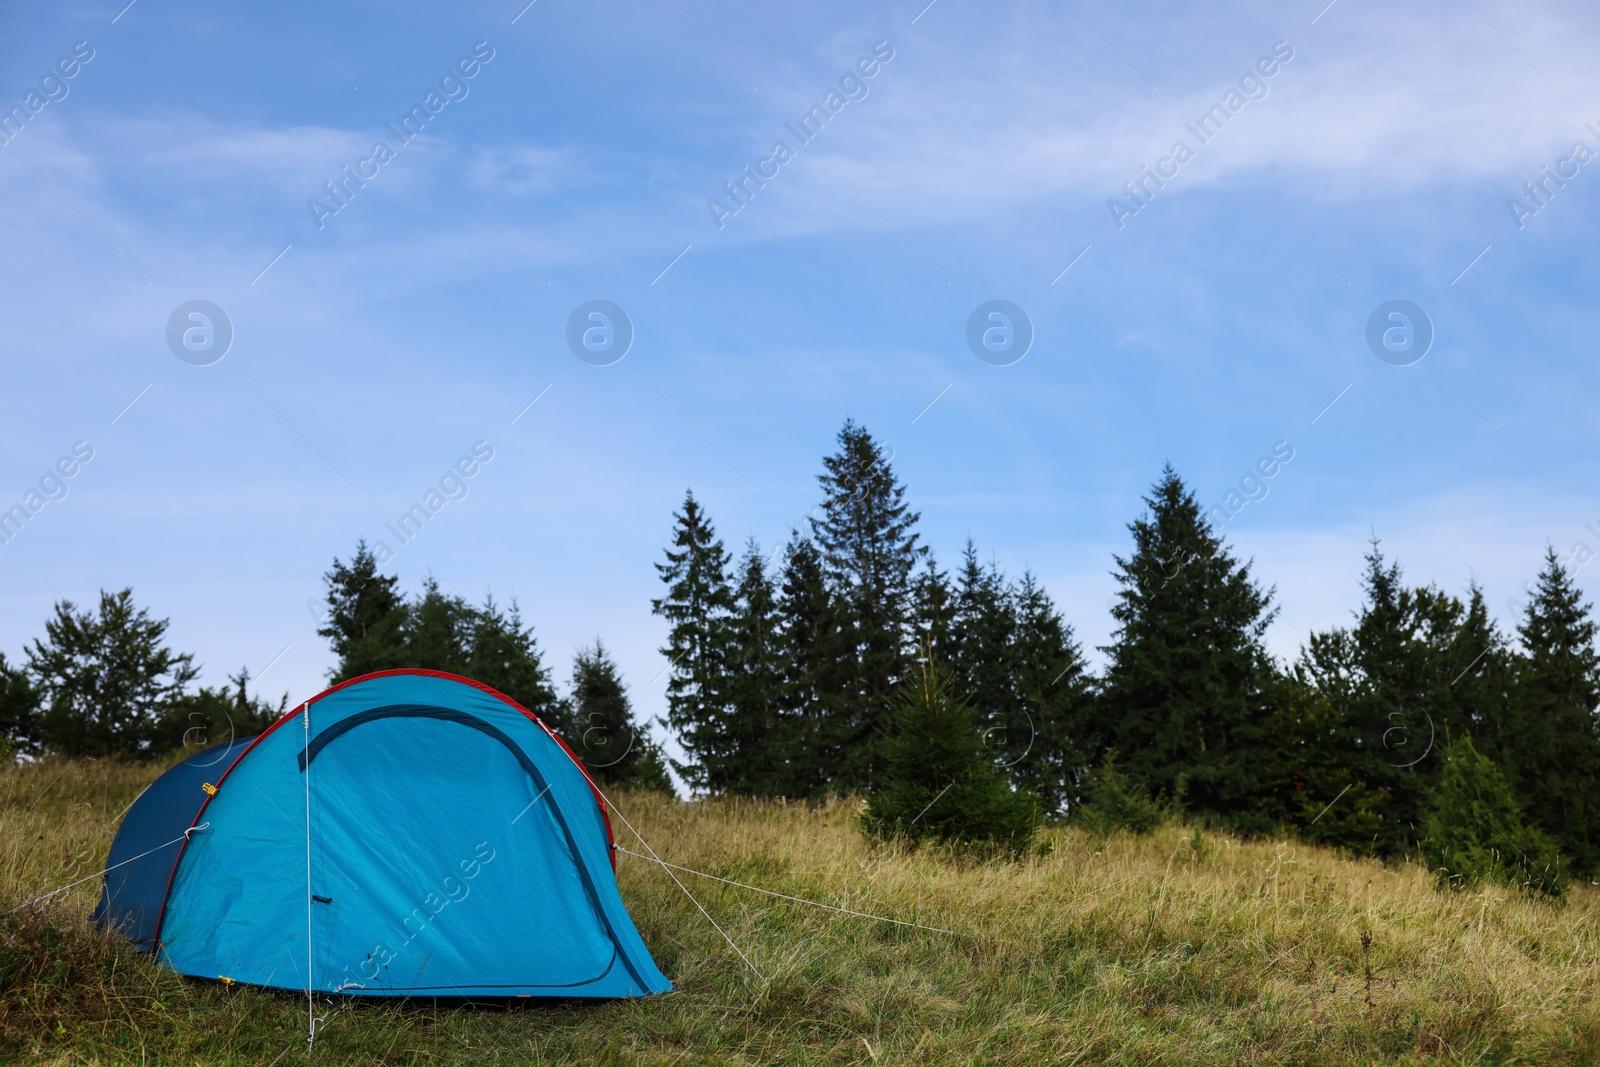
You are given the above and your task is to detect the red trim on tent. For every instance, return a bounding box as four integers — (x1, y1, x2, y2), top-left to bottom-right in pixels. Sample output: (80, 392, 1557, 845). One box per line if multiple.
(148, 668, 620, 951)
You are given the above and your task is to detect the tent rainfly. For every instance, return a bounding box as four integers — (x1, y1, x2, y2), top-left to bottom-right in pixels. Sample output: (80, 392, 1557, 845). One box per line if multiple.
(93, 669, 673, 998)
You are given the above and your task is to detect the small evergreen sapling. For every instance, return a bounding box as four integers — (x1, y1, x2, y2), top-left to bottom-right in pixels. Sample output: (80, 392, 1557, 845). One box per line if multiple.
(862, 660, 1041, 853)
(1075, 753, 1162, 836)
(1422, 737, 1566, 896)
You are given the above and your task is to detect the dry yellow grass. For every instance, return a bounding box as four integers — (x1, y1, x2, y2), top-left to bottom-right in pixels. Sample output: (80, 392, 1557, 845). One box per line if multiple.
(3, 757, 1598, 1064)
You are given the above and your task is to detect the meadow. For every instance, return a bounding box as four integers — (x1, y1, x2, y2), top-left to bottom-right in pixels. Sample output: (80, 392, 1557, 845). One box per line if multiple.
(2, 756, 1598, 1066)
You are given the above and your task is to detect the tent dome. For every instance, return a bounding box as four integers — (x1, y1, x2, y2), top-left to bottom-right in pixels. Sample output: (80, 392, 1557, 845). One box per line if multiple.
(94, 669, 672, 999)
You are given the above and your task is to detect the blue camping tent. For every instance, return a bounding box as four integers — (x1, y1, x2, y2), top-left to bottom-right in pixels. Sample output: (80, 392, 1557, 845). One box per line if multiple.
(94, 669, 672, 999)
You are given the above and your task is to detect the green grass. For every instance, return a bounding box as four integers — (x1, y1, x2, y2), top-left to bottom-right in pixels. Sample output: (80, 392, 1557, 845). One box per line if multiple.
(3, 757, 1599, 1065)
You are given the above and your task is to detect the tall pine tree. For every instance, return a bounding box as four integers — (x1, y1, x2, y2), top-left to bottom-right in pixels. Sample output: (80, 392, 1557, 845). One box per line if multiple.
(1098, 467, 1278, 820)
(809, 420, 922, 790)
(651, 490, 737, 793)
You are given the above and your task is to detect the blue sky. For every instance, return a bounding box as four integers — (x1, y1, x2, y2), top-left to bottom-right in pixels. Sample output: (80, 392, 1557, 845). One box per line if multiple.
(3, 0, 1598, 770)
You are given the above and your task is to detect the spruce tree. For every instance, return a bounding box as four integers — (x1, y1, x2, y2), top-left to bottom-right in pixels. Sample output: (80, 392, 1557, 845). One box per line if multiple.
(319, 541, 407, 681)
(1098, 466, 1277, 820)
(1007, 570, 1096, 815)
(467, 596, 564, 728)
(1298, 543, 1478, 855)
(567, 641, 672, 792)
(1502, 548, 1600, 874)
(1444, 583, 1516, 748)
(1422, 736, 1566, 896)
(1077, 753, 1162, 835)
(403, 577, 476, 676)
(775, 532, 844, 798)
(862, 661, 1041, 853)
(1260, 673, 1385, 850)
(948, 542, 1015, 729)
(721, 540, 786, 794)
(810, 419, 922, 789)
(910, 556, 956, 669)
(651, 490, 736, 793)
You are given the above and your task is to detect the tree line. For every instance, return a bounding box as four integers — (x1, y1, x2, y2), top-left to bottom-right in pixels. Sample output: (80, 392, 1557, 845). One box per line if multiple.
(3, 417, 1595, 890)
(0, 560, 670, 793)
(654, 420, 1600, 888)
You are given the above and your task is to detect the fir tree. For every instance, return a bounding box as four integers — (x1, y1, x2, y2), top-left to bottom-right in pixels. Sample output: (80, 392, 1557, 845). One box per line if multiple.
(862, 661, 1041, 853)
(810, 420, 923, 789)
(1098, 467, 1278, 820)
(1298, 542, 1476, 855)
(27, 589, 198, 758)
(1422, 736, 1566, 896)
(1007, 570, 1095, 815)
(722, 540, 786, 794)
(910, 556, 957, 670)
(567, 641, 672, 792)
(403, 577, 476, 675)
(1502, 548, 1600, 874)
(1443, 583, 1516, 741)
(467, 596, 564, 729)
(775, 532, 844, 798)
(319, 541, 407, 681)
(651, 490, 736, 793)
(1259, 673, 1386, 850)
(948, 542, 1014, 730)
(1076, 753, 1162, 836)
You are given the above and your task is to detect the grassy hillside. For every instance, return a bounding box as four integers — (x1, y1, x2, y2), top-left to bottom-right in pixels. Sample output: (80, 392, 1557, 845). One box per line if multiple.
(2, 757, 1598, 1065)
